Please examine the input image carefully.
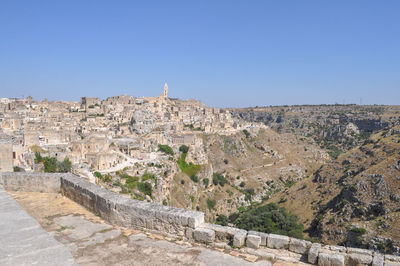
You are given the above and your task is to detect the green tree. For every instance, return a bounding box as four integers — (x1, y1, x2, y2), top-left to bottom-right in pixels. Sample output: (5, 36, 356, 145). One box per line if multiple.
(44, 157, 57, 173)
(179, 145, 189, 154)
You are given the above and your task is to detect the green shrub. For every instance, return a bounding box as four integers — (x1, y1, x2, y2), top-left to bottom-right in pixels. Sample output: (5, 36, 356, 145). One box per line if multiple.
(279, 197, 287, 203)
(242, 129, 250, 138)
(34, 152, 43, 164)
(103, 173, 112, 183)
(203, 178, 209, 187)
(125, 176, 139, 189)
(350, 227, 367, 235)
(239, 181, 246, 187)
(216, 214, 229, 226)
(94, 171, 102, 178)
(142, 172, 156, 181)
(190, 175, 199, 183)
(158, 144, 174, 155)
(57, 157, 72, 173)
(138, 182, 152, 196)
(207, 198, 216, 210)
(232, 203, 304, 239)
(212, 173, 228, 186)
(284, 180, 296, 188)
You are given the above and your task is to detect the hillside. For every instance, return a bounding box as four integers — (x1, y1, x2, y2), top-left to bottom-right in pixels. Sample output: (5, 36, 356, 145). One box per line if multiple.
(168, 127, 327, 221)
(265, 126, 400, 253)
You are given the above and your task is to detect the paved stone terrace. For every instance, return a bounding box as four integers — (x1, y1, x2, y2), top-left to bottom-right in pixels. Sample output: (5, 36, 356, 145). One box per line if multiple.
(0, 187, 76, 266)
(5, 190, 310, 266)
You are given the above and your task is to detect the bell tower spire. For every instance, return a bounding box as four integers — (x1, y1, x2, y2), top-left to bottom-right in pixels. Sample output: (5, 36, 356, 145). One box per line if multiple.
(163, 82, 168, 98)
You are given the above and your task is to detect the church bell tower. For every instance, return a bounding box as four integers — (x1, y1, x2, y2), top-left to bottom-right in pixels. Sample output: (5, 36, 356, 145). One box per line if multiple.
(163, 82, 168, 98)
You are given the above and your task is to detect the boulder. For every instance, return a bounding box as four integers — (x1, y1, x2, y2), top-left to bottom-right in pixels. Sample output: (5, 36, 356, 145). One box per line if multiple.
(193, 228, 215, 243)
(267, 234, 289, 249)
(308, 243, 321, 264)
(318, 253, 345, 266)
(246, 235, 261, 249)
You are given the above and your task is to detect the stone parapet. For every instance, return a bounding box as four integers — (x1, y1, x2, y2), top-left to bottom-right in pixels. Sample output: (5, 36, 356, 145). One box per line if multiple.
(60, 174, 204, 234)
(0, 172, 62, 193)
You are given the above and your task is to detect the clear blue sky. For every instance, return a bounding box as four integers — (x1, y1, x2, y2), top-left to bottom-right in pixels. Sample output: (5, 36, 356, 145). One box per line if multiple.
(0, 1, 399, 107)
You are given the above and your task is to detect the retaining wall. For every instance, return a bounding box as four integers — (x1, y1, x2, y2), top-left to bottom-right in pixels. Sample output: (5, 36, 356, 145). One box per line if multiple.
(1, 172, 399, 266)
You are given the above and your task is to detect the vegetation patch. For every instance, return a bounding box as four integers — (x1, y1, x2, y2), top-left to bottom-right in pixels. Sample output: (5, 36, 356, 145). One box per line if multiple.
(158, 144, 174, 155)
(178, 153, 201, 176)
(230, 203, 304, 239)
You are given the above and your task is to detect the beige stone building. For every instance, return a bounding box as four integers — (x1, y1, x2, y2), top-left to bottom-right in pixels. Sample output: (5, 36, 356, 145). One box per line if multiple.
(0, 133, 13, 172)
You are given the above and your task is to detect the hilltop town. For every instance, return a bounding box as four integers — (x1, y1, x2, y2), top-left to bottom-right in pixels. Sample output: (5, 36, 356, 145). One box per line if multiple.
(1, 85, 400, 258)
(0, 84, 272, 206)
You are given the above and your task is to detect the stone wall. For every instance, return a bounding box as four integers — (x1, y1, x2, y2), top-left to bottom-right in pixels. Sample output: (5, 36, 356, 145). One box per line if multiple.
(60, 174, 204, 235)
(1, 172, 399, 266)
(0, 172, 61, 193)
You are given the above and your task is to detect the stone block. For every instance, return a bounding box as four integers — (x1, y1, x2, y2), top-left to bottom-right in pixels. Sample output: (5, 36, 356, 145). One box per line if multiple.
(347, 247, 373, 256)
(187, 211, 204, 228)
(203, 223, 246, 245)
(246, 234, 261, 249)
(267, 234, 289, 249)
(318, 253, 345, 266)
(248, 230, 268, 246)
(193, 228, 215, 243)
(348, 253, 373, 266)
(289, 238, 311, 254)
(308, 243, 321, 264)
(233, 231, 247, 247)
(372, 253, 384, 266)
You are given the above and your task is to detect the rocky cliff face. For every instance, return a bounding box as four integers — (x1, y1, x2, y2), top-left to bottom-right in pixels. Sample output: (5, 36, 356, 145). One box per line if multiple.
(302, 127, 400, 254)
(230, 105, 400, 153)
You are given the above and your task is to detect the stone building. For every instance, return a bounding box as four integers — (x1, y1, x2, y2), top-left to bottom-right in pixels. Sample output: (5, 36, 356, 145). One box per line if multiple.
(0, 133, 13, 172)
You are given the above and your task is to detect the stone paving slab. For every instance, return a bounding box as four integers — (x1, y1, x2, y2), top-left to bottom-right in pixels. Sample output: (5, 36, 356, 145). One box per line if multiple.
(0, 187, 76, 266)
